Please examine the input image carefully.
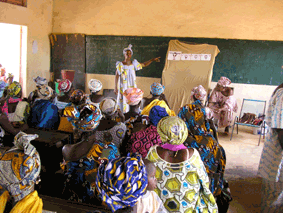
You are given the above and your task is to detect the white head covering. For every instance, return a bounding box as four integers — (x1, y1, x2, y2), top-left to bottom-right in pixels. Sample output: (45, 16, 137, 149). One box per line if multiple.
(33, 76, 48, 86)
(99, 97, 118, 116)
(123, 44, 133, 55)
(191, 85, 207, 101)
(88, 79, 103, 93)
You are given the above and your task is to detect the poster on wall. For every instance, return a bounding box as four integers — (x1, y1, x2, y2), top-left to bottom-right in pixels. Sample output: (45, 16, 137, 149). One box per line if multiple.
(168, 51, 182, 60)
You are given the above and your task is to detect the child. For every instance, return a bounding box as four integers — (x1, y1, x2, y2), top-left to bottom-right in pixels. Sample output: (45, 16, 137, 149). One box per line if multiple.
(132, 159, 167, 213)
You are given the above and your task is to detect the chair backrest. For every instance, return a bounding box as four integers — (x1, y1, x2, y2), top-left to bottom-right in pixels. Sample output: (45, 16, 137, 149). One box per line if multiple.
(238, 99, 266, 125)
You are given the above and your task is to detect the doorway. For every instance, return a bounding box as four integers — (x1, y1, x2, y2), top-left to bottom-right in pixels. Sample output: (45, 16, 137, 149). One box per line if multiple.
(0, 23, 27, 95)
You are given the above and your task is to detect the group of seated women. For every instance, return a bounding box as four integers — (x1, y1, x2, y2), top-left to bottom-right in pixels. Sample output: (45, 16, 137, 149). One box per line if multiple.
(0, 76, 232, 213)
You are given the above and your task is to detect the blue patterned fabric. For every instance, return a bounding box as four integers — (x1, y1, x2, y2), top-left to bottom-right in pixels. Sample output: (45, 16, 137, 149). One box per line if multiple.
(0, 80, 7, 98)
(29, 99, 60, 129)
(258, 88, 283, 182)
(63, 141, 120, 204)
(150, 82, 165, 96)
(149, 105, 169, 126)
(178, 100, 227, 197)
(95, 153, 148, 212)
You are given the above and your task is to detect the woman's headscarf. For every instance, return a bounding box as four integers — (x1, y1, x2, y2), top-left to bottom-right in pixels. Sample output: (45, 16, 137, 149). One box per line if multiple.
(58, 79, 72, 93)
(37, 85, 53, 100)
(88, 79, 102, 93)
(149, 105, 169, 126)
(0, 132, 41, 202)
(95, 153, 147, 212)
(157, 116, 188, 150)
(6, 81, 22, 97)
(150, 82, 165, 96)
(123, 88, 144, 106)
(33, 76, 48, 86)
(217, 76, 231, 87)
(191, 85, 207, 101)
(71, 103, 102, 131)
(99, 98, 118, 116)
(69, 89, 85, 105)
(123, 44, 133, 55)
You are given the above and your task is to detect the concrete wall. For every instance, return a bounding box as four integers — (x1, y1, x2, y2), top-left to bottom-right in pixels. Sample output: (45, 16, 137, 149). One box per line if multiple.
(0, 0, 53, 96)
(52, 0, 281, 115)
(1, 0, 281, 106)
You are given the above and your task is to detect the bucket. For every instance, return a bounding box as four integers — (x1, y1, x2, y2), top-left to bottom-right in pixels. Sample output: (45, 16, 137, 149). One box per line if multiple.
(61, 70, 75, 82)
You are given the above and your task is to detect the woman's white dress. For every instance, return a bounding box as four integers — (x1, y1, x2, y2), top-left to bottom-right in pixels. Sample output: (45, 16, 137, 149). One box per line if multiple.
(116, 59, 142, 113)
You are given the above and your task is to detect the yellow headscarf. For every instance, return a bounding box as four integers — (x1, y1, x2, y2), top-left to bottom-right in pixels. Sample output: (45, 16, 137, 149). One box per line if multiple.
(157, 116, 188, 145)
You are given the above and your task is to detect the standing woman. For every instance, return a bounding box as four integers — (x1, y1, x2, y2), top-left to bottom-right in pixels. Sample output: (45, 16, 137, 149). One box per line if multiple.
(258, 84, 283, 212)
(114, 44, 160, 113)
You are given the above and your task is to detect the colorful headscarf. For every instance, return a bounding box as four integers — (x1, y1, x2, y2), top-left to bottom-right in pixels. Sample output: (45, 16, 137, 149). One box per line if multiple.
(99, 98, 118, 116)
(123, 44, 133, 55)
(150, 82, 165, 96)
(0, 80, 8, 98)
(149, 105, 169, 126)
(63, 104, 80, 119)
(95, 153, 147, 212)
(217, 76, 231, 87)
(37, 85, 53, 100)
(0, 132, 41, 202)
(58, 79, 72, 93)
(157, 116, 188, 145)
(6, 81, 22, 97)
(123, 88, 144, 106)
(72, 103, 102, 131)
(33, 76, 48, 86)
(88, 79, 102, 93)
(191, 85, 207, 101)
(69, 89, 85, 105)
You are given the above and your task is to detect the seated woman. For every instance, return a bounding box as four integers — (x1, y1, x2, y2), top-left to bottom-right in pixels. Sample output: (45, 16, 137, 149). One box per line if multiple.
(28, 85, 60, 130)
(146, 116, 218, 213)
(61, 103, 120, 204)
(141, 82, 169, 109)
(53, 79, 74, 112)
(0, 82, 30, 138)
(208, 76, 238, 134)
(141, 82, 175, 116)
(87, 79, 104, 105)
(95, 153, 148, 212)
(122, 88, 150, 136)
(124, 105, 167, 158)
(0, 132, 43, 212)
(94, 97, 127, 149)
(178, 85, 232, 212)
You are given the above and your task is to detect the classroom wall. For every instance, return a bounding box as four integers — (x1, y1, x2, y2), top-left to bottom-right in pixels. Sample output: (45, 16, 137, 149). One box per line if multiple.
(0, 0, 53, 96)
(52, 0, 282, 112)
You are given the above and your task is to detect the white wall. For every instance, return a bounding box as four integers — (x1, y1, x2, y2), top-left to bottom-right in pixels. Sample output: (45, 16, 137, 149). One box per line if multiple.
(0, 0, 53, 96)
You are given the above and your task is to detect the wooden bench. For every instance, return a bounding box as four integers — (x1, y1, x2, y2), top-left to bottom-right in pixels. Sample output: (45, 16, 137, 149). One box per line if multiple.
(41, 194, 111, 213)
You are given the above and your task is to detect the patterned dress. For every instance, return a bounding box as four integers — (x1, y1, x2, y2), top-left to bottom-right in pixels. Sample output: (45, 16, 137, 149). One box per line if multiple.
(258, 88, 283, 212)
(61, 141, 120, 204)
(208, 89, 238, 128)
(146, 146, 218, 213)
(126, 125, 163, 158)
(94, 122, 127, 148)
(116, 59, 142, 113)
(178, 100, 227, 197)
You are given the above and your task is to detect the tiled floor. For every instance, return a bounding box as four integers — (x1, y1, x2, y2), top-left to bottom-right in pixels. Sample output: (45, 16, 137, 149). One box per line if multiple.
(219, 126, 265, 213)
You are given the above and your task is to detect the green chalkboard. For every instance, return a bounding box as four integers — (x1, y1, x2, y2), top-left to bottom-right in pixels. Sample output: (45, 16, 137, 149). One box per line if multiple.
(85, 35, 283, 85)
